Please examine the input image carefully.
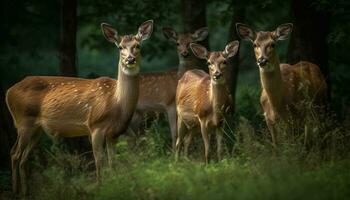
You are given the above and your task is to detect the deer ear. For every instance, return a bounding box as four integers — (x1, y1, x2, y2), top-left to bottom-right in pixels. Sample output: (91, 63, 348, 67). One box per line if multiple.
(273, 23, 293, 41)
(101, 23, 120, 44)
(223, 40, 239, 59)
(190, 43, 208, 60)
(192, 27, 208, 42)
(236, 23, 256, 42)
(136, 20, 154, 41)
(162, 27, 178, 43)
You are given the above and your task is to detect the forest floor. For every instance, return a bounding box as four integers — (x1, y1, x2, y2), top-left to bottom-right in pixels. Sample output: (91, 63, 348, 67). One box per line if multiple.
(0, 116, 349, 200)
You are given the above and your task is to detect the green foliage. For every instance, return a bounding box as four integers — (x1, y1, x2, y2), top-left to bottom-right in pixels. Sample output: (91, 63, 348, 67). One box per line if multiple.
(31, 151, 93, 200)
(27, 117, 350, 200)
(1, 0, 349, 115)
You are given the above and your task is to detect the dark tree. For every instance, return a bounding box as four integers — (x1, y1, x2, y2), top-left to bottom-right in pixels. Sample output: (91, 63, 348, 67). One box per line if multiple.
(226, 4, 246, 109)
(181, 0, 209, 49)
(59, 0, 77, 76)
(59, 0, 91, 153)
(287, 0, 330, 99)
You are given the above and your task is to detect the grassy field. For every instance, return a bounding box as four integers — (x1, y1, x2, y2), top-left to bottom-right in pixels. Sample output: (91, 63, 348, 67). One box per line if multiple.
(28, 149, 350, 200)
(10, 115, 349, 200)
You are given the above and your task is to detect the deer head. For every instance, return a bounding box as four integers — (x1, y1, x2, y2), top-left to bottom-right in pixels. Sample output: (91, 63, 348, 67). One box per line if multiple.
(162, 27, 208, 59)
(236, 23, 293, 71)
(190, 41, 239, 84)
(101, 20, 154, 75)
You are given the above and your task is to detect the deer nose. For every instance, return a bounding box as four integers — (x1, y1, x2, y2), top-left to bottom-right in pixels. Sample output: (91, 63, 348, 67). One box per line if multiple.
(213, 71, 222, 80)
(181, 51, 189, 58)
(126, 57, 136, 65)
(257, 58, 268, 67)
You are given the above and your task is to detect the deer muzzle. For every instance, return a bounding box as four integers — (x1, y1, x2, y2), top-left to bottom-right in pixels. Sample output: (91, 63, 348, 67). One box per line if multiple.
(125, 56, 136, 65)
(213, 71, 222, 80)
(257, 57, 268, 67)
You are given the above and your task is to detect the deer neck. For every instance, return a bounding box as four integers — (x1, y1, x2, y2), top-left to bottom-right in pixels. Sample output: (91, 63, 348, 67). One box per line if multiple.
(209, 80, 229, 124)
(259, 51, 285, 114)
(178, 54, 203, 77)
(115, 60, 140, 122)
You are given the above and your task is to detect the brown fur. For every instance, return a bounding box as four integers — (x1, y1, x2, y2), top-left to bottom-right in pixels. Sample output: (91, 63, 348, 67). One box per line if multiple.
(129, 28, 208, 149)
(7, 75, 137, 138)
(177, 70, 232, 127)
(176, 41, 238, 163)
(236, 23, 327, 145)
(260, 60, 327, 143)
(6, 20, 153, 196)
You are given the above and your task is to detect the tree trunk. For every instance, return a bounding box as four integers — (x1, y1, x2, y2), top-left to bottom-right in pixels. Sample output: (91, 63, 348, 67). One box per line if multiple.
(59, 0, 91, 154)
(287, 0, 330, 100)
(226, 6, 245, 111)
(181, 0, 209, 49)
(59, 0, 77, 76)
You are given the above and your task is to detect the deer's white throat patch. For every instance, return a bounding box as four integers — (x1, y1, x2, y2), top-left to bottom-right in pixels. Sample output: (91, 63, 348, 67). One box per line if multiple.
(122, 65, 140, 76)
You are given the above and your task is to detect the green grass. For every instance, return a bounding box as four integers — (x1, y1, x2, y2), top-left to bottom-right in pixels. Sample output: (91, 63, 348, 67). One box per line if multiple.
(28, 139, 350, 200)
(25, 109, 350, 200)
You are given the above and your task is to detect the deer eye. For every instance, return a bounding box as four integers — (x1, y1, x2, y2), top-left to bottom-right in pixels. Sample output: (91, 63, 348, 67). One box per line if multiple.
(223, 60, 227, 65)
(207, 61, 211, 65)
(253, 43, 258, 48)
(118, 46, 123, 50)
(176, 42, 180, 46)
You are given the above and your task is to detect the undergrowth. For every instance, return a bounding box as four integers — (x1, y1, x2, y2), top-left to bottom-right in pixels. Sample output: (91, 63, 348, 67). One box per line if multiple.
(27, 106, 350, 200)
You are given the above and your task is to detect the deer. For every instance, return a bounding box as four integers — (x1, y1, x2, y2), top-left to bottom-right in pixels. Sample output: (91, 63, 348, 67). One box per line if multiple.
(6, 20, 153, 196)
(236, 23, 327, 146)
(176, 41, 239, 163)
(128, 27, 208, 149)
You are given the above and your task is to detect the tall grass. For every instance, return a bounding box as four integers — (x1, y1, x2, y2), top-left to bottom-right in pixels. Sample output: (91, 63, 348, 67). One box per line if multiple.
(27, 104, 350, 200)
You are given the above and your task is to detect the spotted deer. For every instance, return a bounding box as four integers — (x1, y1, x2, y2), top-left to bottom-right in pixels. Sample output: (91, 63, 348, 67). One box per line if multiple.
(6, 20, 153, 195)
(176, 41, 239, 163)
(236, 23, 327, 145)
(128, 27, 208, 149)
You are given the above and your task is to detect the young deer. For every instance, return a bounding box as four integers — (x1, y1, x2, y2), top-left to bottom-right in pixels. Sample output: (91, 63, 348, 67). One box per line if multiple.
(236, 23, 327, 145)
(176, 41, 239, 163)
(6, 20, 153, 195)
(162, 27, 208, 75)
(128, 27, 208, 149)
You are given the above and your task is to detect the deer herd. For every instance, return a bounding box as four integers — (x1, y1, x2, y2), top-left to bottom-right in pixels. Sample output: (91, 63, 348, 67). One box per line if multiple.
(6, 20, 327, 195)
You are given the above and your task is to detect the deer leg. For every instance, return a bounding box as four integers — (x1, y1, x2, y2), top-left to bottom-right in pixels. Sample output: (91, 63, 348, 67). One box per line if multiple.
(129, 110, 143, 135)
(11, 126, 40, 196)
(91, 129, 105, 182)
(18, 131, 40, 196)
(216, 127, 223, 161)
(106, 137, 116, 169)
(166, 104, 177, 151)
(11, 137, 20, 194)
(167, 105, 177, 150)
(175, 117, 186, 160)
(126, 111, 143, 149)
(267, 121, 278, 147)
(200, 122, 210, 164)
(183, 130, 193, 158)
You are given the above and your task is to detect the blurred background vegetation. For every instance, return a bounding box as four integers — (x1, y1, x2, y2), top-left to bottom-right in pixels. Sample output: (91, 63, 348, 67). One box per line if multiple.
(0, 0, 350, 199)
